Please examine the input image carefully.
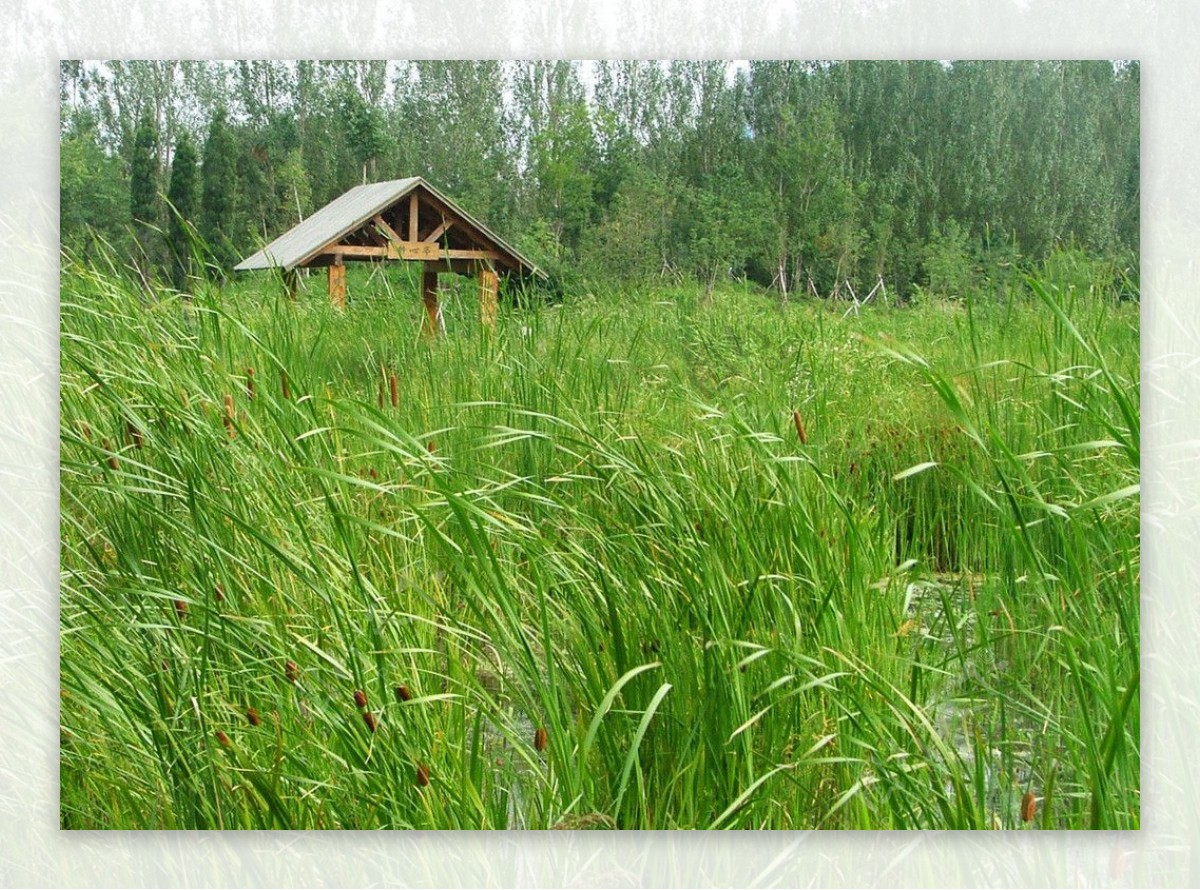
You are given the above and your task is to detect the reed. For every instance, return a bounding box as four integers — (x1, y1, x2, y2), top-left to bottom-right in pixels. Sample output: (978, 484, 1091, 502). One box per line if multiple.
(59, 257, 1139, 830)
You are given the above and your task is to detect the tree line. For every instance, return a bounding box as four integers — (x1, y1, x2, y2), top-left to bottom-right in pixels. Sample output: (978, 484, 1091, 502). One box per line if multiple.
(60, 60, 1139, 299)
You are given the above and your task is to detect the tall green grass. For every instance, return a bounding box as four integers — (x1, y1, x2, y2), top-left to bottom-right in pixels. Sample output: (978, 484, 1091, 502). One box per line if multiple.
(60, 258, 1138, 829)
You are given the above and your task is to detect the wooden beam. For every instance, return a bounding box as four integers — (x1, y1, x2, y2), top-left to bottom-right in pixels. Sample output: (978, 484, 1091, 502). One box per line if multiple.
(316, 243, 501, 263)
(328, 260, 346, 310)
(423, 219, 454, 243)
(479, 267, 499, 329)
(443, 248, 502, 260)
(322, 244, 389, 258)
(409, 193, 419, 242)
(373, 214, 402, 244)
(422, 265, 440, 337)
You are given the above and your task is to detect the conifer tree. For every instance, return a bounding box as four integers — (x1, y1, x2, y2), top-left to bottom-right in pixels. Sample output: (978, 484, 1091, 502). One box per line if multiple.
(166, 131, 198, 291)
(200, 107, 237, 277)
(129, 111, 161, 279)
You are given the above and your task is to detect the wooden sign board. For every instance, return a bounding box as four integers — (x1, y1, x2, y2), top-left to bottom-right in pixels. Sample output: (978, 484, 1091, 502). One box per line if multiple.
(399, 241, 442, 261)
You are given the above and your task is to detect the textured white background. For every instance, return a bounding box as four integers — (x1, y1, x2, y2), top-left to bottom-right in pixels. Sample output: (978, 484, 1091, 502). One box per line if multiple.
(2, 1, 1195, 886)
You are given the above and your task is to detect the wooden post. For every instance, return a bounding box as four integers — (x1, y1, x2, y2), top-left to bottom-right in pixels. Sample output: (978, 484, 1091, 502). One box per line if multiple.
(422, 264, 440, 337)
(479, 267, 499, 329)
(409, 194, 420, 242)
(328, 258, 346, 309)
(283, 268, 299, 300)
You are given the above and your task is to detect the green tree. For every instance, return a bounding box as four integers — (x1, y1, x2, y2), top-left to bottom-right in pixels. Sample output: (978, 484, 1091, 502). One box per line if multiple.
(166, 131, 199, 290)
(397, 61, 516, 226)
(129, 111, 161, 279)
(512, 61, 598, 253)
(60, 112, 128, 260)
(683, 165, 773, 297)
(200, 107, 238, 276)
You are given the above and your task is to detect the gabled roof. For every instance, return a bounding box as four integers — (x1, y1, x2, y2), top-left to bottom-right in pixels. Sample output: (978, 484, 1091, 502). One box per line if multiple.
(234, 177, 542, 276)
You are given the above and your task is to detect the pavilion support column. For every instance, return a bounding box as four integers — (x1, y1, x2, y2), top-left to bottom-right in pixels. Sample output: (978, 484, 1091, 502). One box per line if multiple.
(328, 257, 346, 310)
(479, 267, 499, 329)
(422, 264, 440, 337)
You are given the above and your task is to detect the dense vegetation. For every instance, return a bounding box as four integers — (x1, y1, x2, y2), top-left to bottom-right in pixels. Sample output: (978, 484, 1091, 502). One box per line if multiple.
(60, 60, 1139, 299)
(59, 58, 1139, 830)
(60, 253, 1138, 829)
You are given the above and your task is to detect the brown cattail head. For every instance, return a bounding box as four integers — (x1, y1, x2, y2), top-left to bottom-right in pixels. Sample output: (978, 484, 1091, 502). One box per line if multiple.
(173, 599, 189, 620)
(281, 370, 291, 400)
(80, 421, 93, 441)
(353, 689, 368, 709)
(127, 420, 144, 449)
(389, 374, 399, 408)
(362, 711, 378, 733)
(394, 684, 412, 702)
(215, 730, 231, 748)
(245, 367, 256, 400)
(223, 394, 236, 438)
(103, 439, 119, 471)
(368, 467, 379, 479)
(285, 660, 300, 683)
(534, 727, 548, 752)
(246, 707, 261, 727)
(213, 583, 225, 602)
(415, 763, 430, 787)
(793, 410, 808, 445)
(427, 440, 436, 454)
(1021, 791, 1037, 823)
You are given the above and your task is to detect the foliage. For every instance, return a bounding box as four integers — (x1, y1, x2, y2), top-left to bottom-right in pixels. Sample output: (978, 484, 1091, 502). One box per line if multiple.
(200, 107, 239, 277)
(61, 60, 1139, 300)
(60, 117, 129, 260)
(60, 263, 1138, 830)
(129, 111, 161, 276)
(166, 132, 199, 291)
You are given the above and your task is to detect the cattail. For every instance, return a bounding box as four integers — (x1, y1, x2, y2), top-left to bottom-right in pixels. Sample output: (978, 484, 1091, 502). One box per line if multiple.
(394, 684, 412, 702)
(1021, 791, 1037, 823)
(173, 599, 189, 620)
(246, 707, 261, 726)
(285, 660, 300, 683)
(245, 367, 256, 400)
(80, 421, 92, 441)
(368, 467, 379, 479)
(353, 689, 368, 709)
(362, 711, 378, 733)
(415, 763, 430, 787)
(534, 727, 548, 752)
(792, 410, 808, 445)
(213, 583, 225, 602)
(223, 394, 235, 438)
(377, 384, 385, 408)
(127, 419, 144, 449)
(102, 439, 119, 471)
(389, 374, 399, 408)
(215, 730, 231, 748)
(281, 370, 291, 400)
(427, 440, 436, 454)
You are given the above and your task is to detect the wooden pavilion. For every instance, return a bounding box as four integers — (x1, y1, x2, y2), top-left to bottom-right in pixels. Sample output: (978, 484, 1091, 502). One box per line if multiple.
(234, 177, 543, 332)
